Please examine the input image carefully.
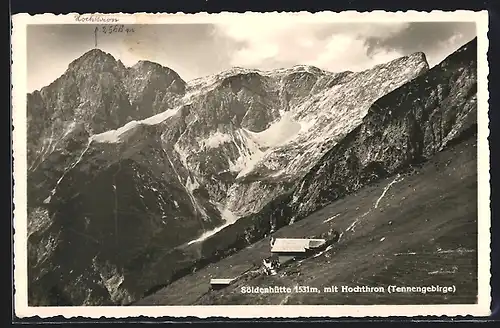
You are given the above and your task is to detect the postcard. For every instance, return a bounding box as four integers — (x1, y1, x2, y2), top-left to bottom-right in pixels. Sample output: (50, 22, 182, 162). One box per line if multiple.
(11, 10, 491, 318)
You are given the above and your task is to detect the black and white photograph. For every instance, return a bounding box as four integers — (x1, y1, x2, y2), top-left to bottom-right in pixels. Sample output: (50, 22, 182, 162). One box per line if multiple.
(12, 11, 490, 318)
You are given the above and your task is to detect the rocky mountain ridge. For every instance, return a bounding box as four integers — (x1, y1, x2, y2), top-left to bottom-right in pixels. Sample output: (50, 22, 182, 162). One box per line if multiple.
(26, 38, 476, 306)
(28, 48, 429, 216)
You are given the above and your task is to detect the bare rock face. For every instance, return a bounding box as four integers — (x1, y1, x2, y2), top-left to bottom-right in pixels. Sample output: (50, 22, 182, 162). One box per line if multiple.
(27, 49, 186, 170)
(287, 38, 477, 222)
(235, 37, 478, 239)
(221, 53, 429, 217)
(26, 38, 475, 306)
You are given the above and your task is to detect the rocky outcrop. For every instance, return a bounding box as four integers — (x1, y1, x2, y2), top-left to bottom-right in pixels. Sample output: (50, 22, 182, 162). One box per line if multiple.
(124, 60, 186, 114)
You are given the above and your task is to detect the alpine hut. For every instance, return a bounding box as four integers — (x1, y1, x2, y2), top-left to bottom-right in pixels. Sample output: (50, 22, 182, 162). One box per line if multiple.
(209, 278, 236, 290)
(270, 238, 327, 264)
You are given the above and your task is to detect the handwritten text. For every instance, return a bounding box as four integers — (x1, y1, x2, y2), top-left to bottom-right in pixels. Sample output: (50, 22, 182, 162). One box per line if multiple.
(75, 14, 119, 23)
(95, 25, 135, 35)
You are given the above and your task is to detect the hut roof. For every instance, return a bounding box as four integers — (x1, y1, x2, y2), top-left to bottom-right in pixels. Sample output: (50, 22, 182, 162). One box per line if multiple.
(210, 278, 235, 285)
(270, 238, 326, 253)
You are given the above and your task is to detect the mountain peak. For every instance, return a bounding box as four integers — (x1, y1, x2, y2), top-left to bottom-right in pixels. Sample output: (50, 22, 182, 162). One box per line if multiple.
(83, 47, 109, 56)
(75, 48, 115, 61)
(127, 60, 186, 90)
(130, 60, 180, 76)
(365, 51, 429, 77)
(391, 51, 428, 67)
(68, 48, 120, 71)
(408, 51, 427, 62)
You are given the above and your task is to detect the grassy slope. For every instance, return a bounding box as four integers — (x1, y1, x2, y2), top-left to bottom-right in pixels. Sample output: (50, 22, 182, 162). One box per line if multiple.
(137, 135, 478, 305)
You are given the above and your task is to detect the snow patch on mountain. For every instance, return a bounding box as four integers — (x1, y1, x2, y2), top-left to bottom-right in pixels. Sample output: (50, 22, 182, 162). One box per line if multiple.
(186, 224, 226, 245)
(184, 175, 211, 220)
(374, 174, 404, 209)
(199, 131, 233, 149)
(229, 130, 266, 178)
(244, 112, 302, 149)
(90, 107, 179, 143)
(186, 205, 239, 245)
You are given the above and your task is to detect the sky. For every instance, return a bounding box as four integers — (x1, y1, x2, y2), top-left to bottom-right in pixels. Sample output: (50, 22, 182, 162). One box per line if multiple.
(27, 20, 476, 92)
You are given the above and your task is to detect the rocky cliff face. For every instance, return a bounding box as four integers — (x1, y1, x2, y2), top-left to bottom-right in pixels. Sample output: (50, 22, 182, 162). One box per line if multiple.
(26, 38, 475, 306)
(288, 39, 477, 222)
